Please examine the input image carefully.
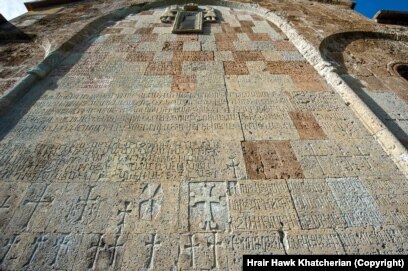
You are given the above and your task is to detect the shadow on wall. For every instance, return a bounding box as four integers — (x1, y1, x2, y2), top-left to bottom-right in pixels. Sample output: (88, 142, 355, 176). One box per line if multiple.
(0, 21, 34, 43)
(319, 31, 408, 148)
(0, 0, 259, 141)
(0, 13, 122, 141)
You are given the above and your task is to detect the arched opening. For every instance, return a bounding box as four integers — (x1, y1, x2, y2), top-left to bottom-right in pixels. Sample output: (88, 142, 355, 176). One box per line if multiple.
(395, 64, 408, 81)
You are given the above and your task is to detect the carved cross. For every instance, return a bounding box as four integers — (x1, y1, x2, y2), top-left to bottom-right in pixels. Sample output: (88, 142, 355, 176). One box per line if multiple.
(117, 201, 131, 233)
(23, 184, 53, 230)
(183, 234, 199, 268)
(50, 234, 71, 268)
(66, 185, 100, 224)
(0, 195, 11, 209)
(139, 183, 162, 220)
(145, 233, 161, 269)
(190, 183, 221, 230)
(0, 235, 18, 264)
(23, 235, 47, 268)
(226, 156, 240, 179)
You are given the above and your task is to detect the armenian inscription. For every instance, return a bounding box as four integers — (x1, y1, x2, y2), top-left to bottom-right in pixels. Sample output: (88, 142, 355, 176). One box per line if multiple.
(0, 5, 406, 270)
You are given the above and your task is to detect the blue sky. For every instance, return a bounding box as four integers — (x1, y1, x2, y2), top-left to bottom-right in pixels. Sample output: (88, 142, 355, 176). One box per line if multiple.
(354, 0, 408, 18)
(1, 0, 27, 20)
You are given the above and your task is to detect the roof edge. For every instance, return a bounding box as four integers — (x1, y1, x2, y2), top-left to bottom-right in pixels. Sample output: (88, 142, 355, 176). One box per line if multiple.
(373, 10, 408, 26)
(24, 0, 83, 11)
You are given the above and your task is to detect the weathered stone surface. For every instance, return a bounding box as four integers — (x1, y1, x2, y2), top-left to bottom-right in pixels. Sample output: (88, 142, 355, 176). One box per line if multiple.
(242, 141, 304, 179)
(336, 226, 407, 254)
(285, 229, 345, 254)
(289, 111, 326, 140)
(327, 177, 384, 227)
(229, 180, 301, 231)
(0, 3, 407, 269)
(287, 179, 346, 229)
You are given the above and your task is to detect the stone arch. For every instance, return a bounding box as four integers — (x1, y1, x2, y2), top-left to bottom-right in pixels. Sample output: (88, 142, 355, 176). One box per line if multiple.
(319, 31, 408, 147)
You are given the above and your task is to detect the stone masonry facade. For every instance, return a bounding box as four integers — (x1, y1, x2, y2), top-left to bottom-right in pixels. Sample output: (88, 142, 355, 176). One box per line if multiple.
(0, 1, 408, 270)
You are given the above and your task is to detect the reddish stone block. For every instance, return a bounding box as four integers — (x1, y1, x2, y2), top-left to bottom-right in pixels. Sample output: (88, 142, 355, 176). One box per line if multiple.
(117, 42, 140, 52)
(232, 51, 265, 61)
(172, 61, 183, 75)
(215, 32, 237, 42)
(248, 33, 270, 41)
(223, 61, 249, 75)
(239, 20, 255, 27)
(273, 41, 297, 51)
(173, 51, 214, 61)
(240, 26, 254, 34)
(242, 141, 304, 180)
(135, 27, 153, 34)
(289, 112, 327, 140)
(221, 23, 236, 34)
(105, 34, 127, 43)
(125, 52, 154, 62)
(216, 41, 236, 51)
(162, 41, 183, 51)
(145, 62, 178, 75)
(290, 73, 327, 91)
(294, 80, 327, 91)
(0, 79, 17, 95)
(171, 75, 196, 93)
(139, 34, 158, 42)
(176, 34, 198, 41)
(265, 61, 316, 75)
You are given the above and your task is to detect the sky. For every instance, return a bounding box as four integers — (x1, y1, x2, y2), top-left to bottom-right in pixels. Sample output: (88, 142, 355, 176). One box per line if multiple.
(1, 0, 408, 20)
(354, 0, 408, 18)
(1, 0, 27, 20)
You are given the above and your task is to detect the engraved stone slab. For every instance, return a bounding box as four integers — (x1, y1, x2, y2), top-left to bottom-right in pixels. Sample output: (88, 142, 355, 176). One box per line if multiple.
(336, 226, 407, 254)
(361, 176, 408, 225)
(172, 75, 196, 93)
(1, 233, 82, 271)
(227, 90, 294, 113)
(223, 61, 249, 75)
(121, 233, 178, 270)
(46, 183, 120, 233)
(289, 111, 326, 140)
(222, 232, 285, 269)
(285, 229, 344, 254)
(111, 182, 180, 233)
(314, 111, 371, 140)
(0, 183, 29, 232)
(226, 74, 297, 93)
(287, 179, 346, 229)
(229, 180, 300, 231)
(242, 141, 304, 180)
(240, 112, 299, 141)
(327, 177, 384, 227)
(188, 181, 228, 232)
(5, 183, 63, 234)
(76, 232, 128, 270)
(107, 140, 246, 182)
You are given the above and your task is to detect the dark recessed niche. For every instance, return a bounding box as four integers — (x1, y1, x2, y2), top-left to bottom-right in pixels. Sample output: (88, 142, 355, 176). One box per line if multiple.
(396, 64, 408, 81)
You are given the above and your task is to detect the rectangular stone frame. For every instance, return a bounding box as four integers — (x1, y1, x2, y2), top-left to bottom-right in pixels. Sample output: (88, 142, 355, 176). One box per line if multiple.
(172, 11, 203, 34)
